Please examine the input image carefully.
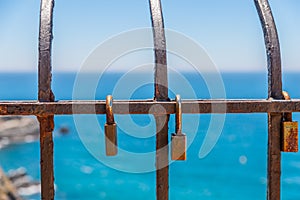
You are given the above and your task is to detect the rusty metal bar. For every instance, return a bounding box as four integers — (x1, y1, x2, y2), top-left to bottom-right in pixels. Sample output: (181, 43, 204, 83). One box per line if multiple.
(38, 0, 55, 199)
(254, 0, 283, 99)
(149, 0, 169, 199)
(1, 99, 300, 115)
(255, 0, 283, 199)
(267, 112, 282, 200)
(149, 0, 169, 101)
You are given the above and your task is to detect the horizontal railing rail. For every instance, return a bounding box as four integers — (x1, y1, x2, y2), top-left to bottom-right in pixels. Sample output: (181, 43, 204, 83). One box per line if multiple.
(1, 99, 300, 115)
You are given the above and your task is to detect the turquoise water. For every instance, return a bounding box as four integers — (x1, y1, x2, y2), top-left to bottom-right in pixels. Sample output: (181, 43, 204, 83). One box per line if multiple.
(0, 73, 299, 200)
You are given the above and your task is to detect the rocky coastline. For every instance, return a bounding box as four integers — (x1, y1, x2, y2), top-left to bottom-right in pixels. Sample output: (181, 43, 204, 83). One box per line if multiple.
(0, 116, 39, 149)
(0, 116, 41, 199)
(0, 167, 22, 200)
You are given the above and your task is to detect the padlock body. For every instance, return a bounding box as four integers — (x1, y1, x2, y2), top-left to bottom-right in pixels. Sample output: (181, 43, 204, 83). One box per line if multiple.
(282, 121, 298, 152)
(105, 123, 117, 156)
(171, 133, 186, 160)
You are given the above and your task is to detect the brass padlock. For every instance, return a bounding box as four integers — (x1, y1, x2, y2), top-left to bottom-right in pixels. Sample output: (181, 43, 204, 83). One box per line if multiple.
(171, 95, 187, 161)
(281, 91, 298, 152)
(104, 95, 118, 156)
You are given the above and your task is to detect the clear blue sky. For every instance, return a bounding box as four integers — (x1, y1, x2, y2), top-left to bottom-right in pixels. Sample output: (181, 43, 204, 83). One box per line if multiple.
(0, 0, 299, 72)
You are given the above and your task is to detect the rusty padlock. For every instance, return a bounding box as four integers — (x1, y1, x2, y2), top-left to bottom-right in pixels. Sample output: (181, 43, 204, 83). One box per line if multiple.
(281, 91, 298, 152)
(104, 95, 118, 156)
(171, 95, 187, 161)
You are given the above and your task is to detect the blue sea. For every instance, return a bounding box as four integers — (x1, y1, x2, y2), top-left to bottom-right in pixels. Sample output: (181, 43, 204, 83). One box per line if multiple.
(0, 72, 299, 200)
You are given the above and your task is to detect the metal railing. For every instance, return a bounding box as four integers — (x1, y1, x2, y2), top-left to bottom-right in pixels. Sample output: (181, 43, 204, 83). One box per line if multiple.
(1, 0, 299, 200)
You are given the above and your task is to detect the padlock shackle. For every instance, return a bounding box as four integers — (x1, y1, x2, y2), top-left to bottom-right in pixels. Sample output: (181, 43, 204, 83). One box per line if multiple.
(175, 95, 182, 135)
(282, 91, 292, 122)
(282, 91, 291, 100)
(106, 95, 115, 125)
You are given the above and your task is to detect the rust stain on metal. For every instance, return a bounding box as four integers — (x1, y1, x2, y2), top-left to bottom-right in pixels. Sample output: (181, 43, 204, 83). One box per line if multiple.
(38, 0, 55, 199)
(149, 0, 169, 199)
(282, 122, 298, 152)
(0, 105, 7, 114)
(1, 99, 300, 115)
(267, 113, 282, 200)
(154, 115, 169, 200)
(38, 116, 55, 200)
(255, 0, 283, 199)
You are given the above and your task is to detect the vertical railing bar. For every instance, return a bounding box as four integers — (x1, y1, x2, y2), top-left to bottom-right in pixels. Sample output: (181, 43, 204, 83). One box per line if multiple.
(149, 0, 170, 200)
(254, 0, 283, 200)
(149, 0, 169, 101)
(38, 0, 55, 199)
(254, 0, 283, 99)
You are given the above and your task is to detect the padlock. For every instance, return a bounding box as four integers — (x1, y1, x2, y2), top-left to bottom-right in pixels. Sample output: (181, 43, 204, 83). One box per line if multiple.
(281, 91, 298, 152)
(282, 121, 298, 152)
(171, 95, 187, 161)
(104, 95, 118, 156)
